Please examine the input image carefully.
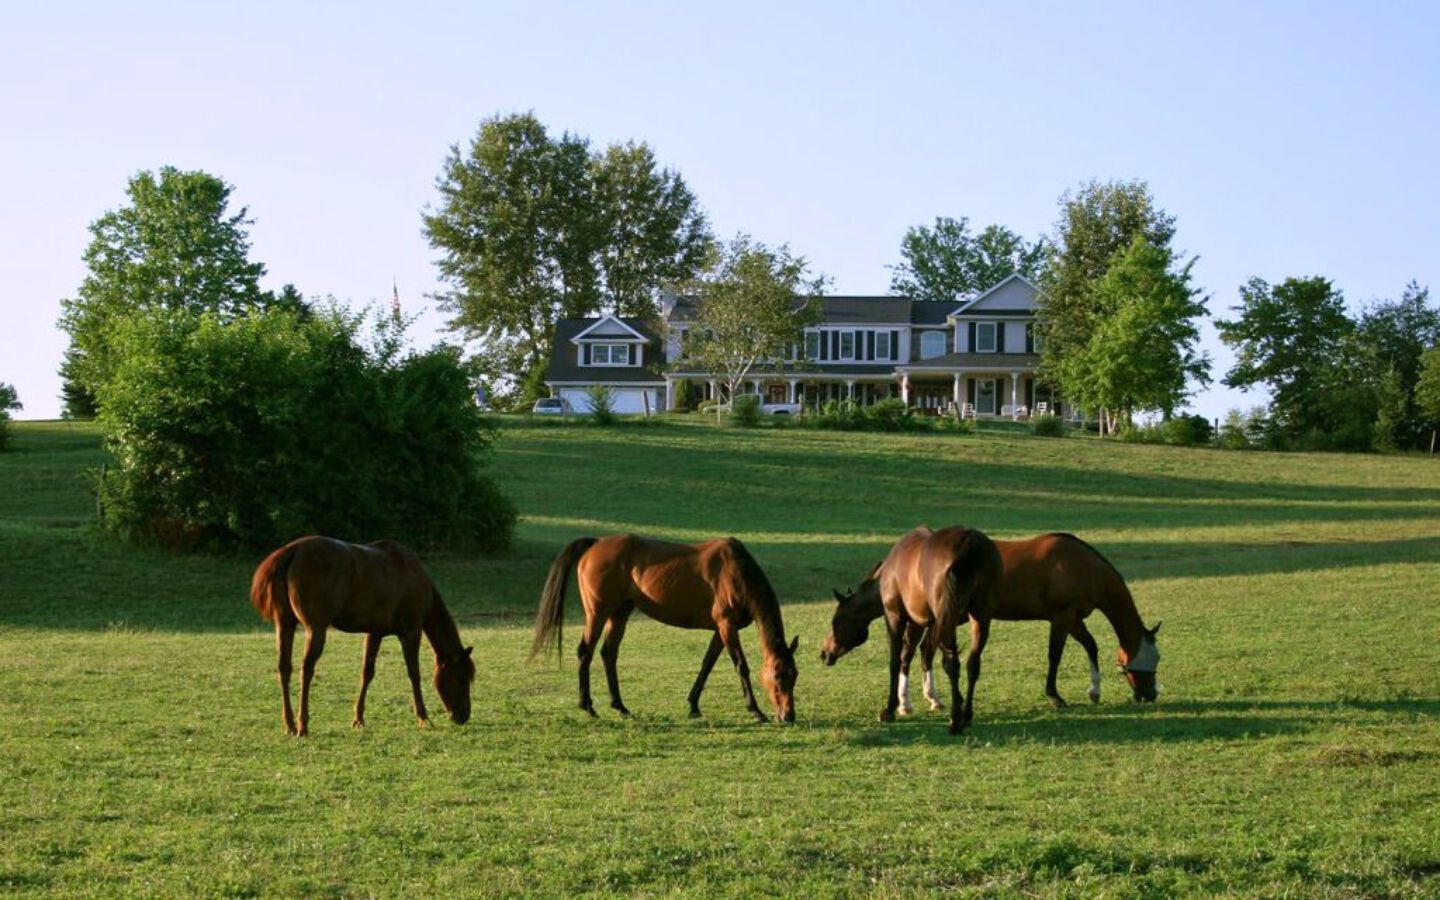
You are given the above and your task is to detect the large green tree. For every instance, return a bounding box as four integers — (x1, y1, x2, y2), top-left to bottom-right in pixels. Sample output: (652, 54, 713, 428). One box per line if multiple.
(681, 235, 825, 416)
(1357, 282, 1440, 449)
(0, 382, 20, 451)
(1037, 179, 1177, 379)
(1416, 345, 1440, 453)
(888, 217, 1045, 303)
(423, 113, 711, 397)
(1053, 237, 1210, 433)
(58, 167, 283, 415)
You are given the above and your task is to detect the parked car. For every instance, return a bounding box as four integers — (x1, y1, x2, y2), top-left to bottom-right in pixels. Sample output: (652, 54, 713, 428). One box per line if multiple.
(532, 397, 573, 415)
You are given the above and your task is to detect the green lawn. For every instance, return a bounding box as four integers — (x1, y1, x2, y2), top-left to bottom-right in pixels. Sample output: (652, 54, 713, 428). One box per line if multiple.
(1, 417, 1437, 896)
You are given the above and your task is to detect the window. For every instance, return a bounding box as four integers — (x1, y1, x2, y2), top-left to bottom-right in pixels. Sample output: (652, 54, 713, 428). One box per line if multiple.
(875, 331, 892, 360)
(591, 343, 630, 365)
(805, 330, 821, 360)
(976, 322, 997, 353)
(839, 331, 856, 360)
(919, 331, 946, 360)
(1030, 325, 1045, 353)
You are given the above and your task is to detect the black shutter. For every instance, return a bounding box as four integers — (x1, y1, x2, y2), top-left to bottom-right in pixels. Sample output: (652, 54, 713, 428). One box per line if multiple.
(820, 331, 829, 361)
(866, 331, 875, 361)
(890, 330, 899, 360)
(1026, 378, 1035, 409)
(1026, 324, 1034, 354)
(967, 378, 976, 404)
(831, 331, 840, 360)
(583, 344, 591, 365)
(968, 322, 977, 353)
(997, 323, 1006, 353)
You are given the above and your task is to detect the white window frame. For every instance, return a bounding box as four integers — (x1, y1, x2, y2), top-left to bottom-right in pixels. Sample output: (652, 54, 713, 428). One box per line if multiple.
(976, 322, 997, 353)
(805, 330, 821, 360)
(1030, 324, 1045, 353)
(919, 331, 946, 360)
(875, 331, 892, 360)
(839, 331, 856, 361)
(590, 343, 632, 366)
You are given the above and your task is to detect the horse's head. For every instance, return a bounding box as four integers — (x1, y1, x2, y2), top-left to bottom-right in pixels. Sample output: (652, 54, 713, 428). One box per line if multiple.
(433, 645, 476, 724)
(1118, 622, 1162, 702)
(761, 636, 800, 724)
(819, 578, 879, 666)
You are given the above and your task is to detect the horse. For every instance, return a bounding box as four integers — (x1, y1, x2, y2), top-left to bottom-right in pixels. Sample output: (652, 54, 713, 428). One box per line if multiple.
(530, 535, 799, 723)
(897, 533, 1162, 713)
(818, 526, 1003, 734)
(249, 536, 475, 736)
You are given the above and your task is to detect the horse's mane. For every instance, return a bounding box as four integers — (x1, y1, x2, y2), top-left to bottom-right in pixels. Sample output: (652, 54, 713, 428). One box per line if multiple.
(728, 539, 784, 638)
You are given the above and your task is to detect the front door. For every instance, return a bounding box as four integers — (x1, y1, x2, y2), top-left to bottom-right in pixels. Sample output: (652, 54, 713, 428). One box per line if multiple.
(977, 379, 997, 415)
(767, 383, 787, 404)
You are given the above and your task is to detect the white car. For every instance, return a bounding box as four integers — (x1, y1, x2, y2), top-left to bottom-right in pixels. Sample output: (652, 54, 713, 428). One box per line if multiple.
(532, 397, 573, 415)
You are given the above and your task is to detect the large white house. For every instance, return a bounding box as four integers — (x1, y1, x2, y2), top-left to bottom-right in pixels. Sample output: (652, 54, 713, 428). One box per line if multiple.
(543, 273, 1066, 417)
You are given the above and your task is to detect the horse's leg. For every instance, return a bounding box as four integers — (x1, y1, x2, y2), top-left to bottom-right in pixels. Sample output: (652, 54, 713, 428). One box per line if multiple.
(938, 626, 964, 735)
(599, 607, 633, 717)
(879, 617, 904, 723)
(276, 618, 297, 735)
(353, 633, 382, 728)
(576, 613, 604, 718)
(962, 616, 991, 726)
(897, 622, 924, 715)
(719, 622, 767, 724)
(400, 629, 429, 726)
(1070, 619, 1102, 703)
(920, 626, 945, 711)
(297, 626, 327, 737)
(1046, 619, 1070, 708)
(687, 632, 725, 718)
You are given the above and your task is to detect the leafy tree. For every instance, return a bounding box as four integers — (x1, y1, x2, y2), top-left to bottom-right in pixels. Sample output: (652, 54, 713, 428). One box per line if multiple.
(1216, 276, 1358, 438)
(1052, 238, 1210, 433)
(681, 236, 825, 419)
(1037, 179, 1177, 378)
(58, 167, 272, 409)
(1417, 346, 1440, 454)
(888, 217, 1045, 303)
(592, 141, 711, 318)
(423, 113, 712, 398)
(1356, 282, 1440, 449)
(0, 382, 20, 450)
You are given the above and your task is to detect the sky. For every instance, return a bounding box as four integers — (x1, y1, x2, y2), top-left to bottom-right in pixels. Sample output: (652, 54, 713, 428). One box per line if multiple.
(3, 1, 1438, 420)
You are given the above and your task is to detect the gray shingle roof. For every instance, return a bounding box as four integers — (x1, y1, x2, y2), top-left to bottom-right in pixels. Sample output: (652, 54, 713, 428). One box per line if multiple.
(545, 318, 667, 384)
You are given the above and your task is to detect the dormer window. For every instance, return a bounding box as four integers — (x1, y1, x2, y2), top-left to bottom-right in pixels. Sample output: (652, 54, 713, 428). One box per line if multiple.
(976, 322, 997, 353)
(591, 343, 631, 366)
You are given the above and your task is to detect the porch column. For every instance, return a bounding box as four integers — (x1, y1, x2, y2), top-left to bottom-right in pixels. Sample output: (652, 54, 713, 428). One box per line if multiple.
(787, 378, 799, 404)
(846, 379, 856, 400)
(900, 373, 910, 405)
(952, 372, 962, 408)
(665, 376, 678, 410)
(751, 377, 765, 399)
(708, 379, 718, 402)
(1010, 372, 1021, 420)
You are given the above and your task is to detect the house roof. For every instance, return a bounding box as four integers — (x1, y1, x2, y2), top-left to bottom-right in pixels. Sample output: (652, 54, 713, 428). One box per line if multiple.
(948, 273, 1042, 316)
(897, 351, 1041, 371)
(668, 295, 914, 325)
(570, 314, 649, 342)
(545, 318, 666, 385)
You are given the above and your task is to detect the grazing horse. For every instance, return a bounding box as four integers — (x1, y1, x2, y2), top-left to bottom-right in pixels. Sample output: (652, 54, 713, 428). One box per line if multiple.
(530, 535, 799, 723)
(899, 533, 1162, 712)
(250, 536, 475, 736)
(818, 526, 1003, 734)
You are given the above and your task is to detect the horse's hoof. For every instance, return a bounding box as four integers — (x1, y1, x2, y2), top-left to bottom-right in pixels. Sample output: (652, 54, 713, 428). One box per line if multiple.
(351, 719, 365, 729)
(415, 718, 429, 728)
(688, 707, 702, 719)
(1088, 691, 1101, 704)
(928, 700, 945, 711)
(897, 704, 914, 717)
(1051, 696, 1068, 709)
(613, 704, 631, 718)
(878, 708, 896, 723)
(750, 711, 768, 724)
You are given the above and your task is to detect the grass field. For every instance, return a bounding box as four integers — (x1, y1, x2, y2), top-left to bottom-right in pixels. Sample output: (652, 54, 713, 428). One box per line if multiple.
(2, 417, 1438, 896)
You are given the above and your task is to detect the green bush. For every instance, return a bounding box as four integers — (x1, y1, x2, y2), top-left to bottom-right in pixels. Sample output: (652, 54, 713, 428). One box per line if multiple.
(863, 398, 915, 432)
(93, 306, 515, 552)
(812, 399, 864, 431)
(1218, 409, 1251, 450)
(0, 382, 20, 450)
(584, 385, 617, 425)
(1162, 414, 1214, 447)
(1031, 414, 1066, 437)
(728, 394, 762, 427)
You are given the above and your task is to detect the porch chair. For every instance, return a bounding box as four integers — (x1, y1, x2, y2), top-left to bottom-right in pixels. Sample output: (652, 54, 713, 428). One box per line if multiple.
(1034, 401, 1049, 416)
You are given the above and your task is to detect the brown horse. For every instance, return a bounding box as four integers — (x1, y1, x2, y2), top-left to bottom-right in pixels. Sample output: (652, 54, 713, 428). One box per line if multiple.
(818, 526, 1003, 734)
(530, 535, 799, 723)
(899, 533, 1162, 712)
(250, 536, 475, 736)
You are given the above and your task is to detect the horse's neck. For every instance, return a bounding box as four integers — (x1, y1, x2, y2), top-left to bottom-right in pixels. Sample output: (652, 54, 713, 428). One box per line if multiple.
(749, 595, 789, 660)
(422, 597, 464, 660)
(1097, 591, 1144, 656)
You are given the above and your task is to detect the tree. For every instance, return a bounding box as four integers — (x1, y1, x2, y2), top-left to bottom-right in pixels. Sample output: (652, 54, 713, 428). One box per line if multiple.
(0, 382, 20, 450)
(58, 167, 272, 409)
(1357, 282, 1440, 449)
(1216, 276, 1361, 439)
(1037, 180, 1177, 378)
(1052, 237, 1210, 434)
(681, 236, 825, 418)
(592, 141, 711, 318)
(888, 217, 1045, 303)
(423, 113, 712, 399)
(1417, 346, 1440, 454)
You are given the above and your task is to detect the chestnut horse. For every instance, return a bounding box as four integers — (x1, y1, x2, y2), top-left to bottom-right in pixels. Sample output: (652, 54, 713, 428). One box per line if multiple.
(250, 536, 475, 736)
(899, 533, 1162, 712)
(530, 535, 799, 723)
(819, 526, 1003, 734)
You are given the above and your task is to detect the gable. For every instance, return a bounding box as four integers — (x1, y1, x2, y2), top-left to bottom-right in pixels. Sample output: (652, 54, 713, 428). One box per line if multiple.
(572, 315, 646, 342)
(950, 274, 1040, 316)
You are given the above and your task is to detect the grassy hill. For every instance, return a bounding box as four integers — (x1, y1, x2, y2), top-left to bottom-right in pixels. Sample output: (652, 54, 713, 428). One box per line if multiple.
(1, 417, 1437, 895)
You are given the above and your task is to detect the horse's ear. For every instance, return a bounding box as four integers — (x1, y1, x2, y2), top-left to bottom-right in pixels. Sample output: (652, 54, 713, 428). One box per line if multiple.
(788, 635, 800, 654)
(832, 589, 847, 604)
(1149, 622, 1162, 637)
(464, 645, 474, 657)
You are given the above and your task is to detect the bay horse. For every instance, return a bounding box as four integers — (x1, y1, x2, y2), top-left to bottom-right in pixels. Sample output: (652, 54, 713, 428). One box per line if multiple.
(818, 526, 1003, 734)
(530, 535, 799, 723)
(898, 533, 1162, 713)
(250, 536, 475, 736)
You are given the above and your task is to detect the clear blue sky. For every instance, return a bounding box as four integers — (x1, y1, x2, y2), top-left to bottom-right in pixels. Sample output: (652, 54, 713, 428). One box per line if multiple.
(4, 1, 1437, 419)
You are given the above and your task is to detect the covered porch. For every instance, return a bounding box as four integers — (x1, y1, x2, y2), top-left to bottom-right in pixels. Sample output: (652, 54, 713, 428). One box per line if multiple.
(896, 368, 1058, 419)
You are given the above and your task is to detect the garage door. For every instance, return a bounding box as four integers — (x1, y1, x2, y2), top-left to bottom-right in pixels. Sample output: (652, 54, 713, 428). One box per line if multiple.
(560, 387, 658, 414)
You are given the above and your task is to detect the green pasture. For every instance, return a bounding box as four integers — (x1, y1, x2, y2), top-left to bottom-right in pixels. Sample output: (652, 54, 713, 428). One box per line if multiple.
(1, 417, 1437, 896)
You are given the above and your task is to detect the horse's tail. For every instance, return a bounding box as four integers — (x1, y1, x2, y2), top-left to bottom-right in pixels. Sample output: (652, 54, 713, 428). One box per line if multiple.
(940, 530, 1001, 636)
(249, 543, 297, 624)
(529, 537, 598, 662)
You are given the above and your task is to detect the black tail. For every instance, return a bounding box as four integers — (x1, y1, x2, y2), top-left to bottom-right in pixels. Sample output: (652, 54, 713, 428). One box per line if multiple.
(529, 538, 599, 662)
(940, 531, 1000, 636)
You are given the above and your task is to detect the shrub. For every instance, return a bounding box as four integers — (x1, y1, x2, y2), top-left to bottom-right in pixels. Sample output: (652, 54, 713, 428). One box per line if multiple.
(1031, 414, 1066, 437)
(812, 399, 863, 431)
(93, 306, 514, 553)
(863, 398, 914, 432)
(672, 378, 698, 412)
(1218, 409, 1251, 450)
(0, 382, 19, 450)
(1162, 414, 1214, 447)
(584, 385, 617, 425)
(728, 394, 762, 427)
